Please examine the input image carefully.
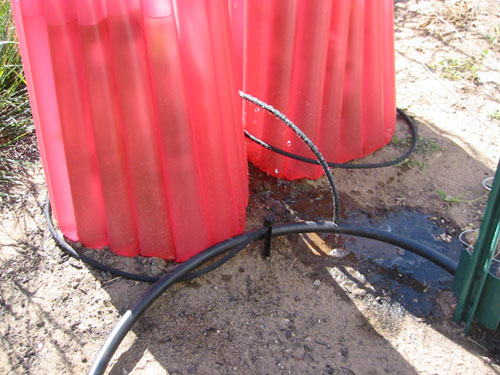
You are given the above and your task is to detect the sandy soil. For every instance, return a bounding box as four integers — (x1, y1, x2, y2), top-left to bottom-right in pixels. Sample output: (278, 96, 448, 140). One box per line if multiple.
(1, 1, 500, 374)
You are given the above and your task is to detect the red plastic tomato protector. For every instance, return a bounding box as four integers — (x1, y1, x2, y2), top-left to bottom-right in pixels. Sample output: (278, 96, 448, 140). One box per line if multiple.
(235, 0, 396, 180)
(12, 0, 248, 261)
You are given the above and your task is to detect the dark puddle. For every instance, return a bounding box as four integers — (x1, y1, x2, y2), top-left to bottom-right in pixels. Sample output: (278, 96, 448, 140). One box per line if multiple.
(249, 166, 493, 320)
(290, 194, 464, 319)
(341, 209, 461, 318)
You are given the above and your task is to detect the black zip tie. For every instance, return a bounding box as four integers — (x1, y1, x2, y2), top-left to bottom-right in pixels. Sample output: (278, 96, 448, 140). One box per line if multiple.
(263, 215, 275, 257)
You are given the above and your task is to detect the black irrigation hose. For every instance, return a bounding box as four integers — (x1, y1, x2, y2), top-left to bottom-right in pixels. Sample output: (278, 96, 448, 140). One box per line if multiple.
(244, 108, 418, 169)
(88, 227, 265, 375)
(89, 221, 458, 375)
(45, 195, 261, 284)
(45, 196, 158, 283)
(179, 226, 267, 281)
(240, 91, 340, 223)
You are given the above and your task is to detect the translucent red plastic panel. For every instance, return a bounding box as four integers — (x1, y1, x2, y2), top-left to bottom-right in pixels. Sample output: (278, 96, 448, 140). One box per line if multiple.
(11, 0, 248, 261)
(233, 0, 396, 180)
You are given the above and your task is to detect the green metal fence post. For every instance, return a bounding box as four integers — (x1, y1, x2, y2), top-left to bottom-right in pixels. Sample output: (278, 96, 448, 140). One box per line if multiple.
(453, 159, 500, 333)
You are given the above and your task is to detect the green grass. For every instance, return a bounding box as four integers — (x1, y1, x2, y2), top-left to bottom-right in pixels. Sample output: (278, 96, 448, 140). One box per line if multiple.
(0, 2, 31, 144)
(0, 1, 34, 186)
(436, 190, 487, 204)
(391, 136, 439, 172)
(485, 25, 500, 46)
(490, 110, 500, 121)
(438, 56, 482, 84)
(392, 135, 440, 154)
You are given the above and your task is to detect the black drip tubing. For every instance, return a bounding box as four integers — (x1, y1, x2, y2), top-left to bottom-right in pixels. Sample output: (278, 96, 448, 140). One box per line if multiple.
(88, 221, 457, 375)
(239, 91, 340, 223)
(244, 107, 418, 170)
(45, 196, 264, 284)
(45, 196, 158, 283)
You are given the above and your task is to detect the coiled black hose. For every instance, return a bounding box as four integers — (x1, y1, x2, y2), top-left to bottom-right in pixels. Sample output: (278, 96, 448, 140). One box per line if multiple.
(45, 196, 266, 284)
(45, 196, 158, 283)
(244, 107, 418, 170)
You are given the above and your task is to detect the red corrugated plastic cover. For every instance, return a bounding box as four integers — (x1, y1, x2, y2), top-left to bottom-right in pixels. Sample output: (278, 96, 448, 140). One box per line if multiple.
(232, 0, 396, 180)
(11, 0, 248, 261)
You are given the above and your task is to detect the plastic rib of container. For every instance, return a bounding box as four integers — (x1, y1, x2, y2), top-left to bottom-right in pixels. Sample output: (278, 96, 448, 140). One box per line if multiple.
(232, 0, 396, 180)
(11, 0, 248, 261)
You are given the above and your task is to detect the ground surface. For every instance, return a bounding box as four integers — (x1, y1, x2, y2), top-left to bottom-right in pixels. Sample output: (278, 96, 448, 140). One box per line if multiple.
(1, 0, 500, 374)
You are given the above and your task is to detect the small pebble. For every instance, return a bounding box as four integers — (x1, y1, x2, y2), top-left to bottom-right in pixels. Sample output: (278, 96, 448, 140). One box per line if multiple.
(313, 279, 321, 286)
